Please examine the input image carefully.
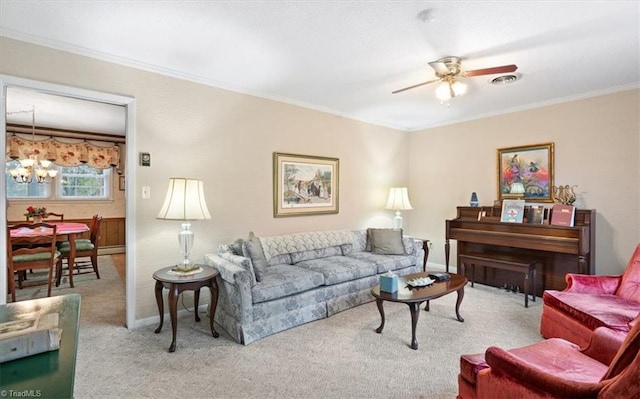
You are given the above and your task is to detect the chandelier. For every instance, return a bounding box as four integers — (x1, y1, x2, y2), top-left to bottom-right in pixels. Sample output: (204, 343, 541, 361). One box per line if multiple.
(8, 106, 58, 184)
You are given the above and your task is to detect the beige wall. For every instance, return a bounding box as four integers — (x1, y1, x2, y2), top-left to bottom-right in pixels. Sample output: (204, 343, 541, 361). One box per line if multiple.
(6, 173, 126, 221)
(1, 37, 410, 320)
(409, 89, 640, 274)
(2, 37, 639, 324)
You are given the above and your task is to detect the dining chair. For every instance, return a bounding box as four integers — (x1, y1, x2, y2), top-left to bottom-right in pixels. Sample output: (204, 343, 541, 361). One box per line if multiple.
(7, 223, 61, 302)
(20, 211, 63, 280)
(25, 212, 64, 222)
(47, 212, 65, 221)
(56, 214, 102, 286)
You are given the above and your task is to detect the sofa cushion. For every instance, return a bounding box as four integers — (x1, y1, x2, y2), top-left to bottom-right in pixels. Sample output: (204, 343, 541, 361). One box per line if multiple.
(370, 228, 406, 255)
(340, 243, 353, 255)
(351, 230, 367, 252)
(243, 232, 268, 282)
(251, 264, 324, 304)
(616, 244, 640, 303)
(346, 251, 416, 273)
(291, 245, 343, 263)
(544, 290, 640, 332)
(259, 230, 353, 261)
(295, 256, 378, 286)
(267, 253, 292, 266)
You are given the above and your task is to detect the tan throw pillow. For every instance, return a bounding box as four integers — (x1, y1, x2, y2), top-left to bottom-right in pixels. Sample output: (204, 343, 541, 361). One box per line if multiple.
(370, 229, 406, 255)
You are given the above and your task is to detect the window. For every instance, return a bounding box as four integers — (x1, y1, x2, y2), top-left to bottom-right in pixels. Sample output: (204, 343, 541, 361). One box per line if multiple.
(58, 165, 111, 199)
(5, 161, 111, 200)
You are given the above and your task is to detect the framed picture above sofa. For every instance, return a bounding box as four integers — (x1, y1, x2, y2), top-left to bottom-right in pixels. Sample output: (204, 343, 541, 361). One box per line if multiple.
(497, 142, 554, 202)
(273, 152, 339, 217)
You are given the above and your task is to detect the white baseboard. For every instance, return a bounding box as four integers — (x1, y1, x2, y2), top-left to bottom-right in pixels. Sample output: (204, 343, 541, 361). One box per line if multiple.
(133, 304, 209, 329)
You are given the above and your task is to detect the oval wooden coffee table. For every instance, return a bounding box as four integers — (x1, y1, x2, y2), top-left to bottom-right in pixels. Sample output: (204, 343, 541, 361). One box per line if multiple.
(371, 272, 467, 350)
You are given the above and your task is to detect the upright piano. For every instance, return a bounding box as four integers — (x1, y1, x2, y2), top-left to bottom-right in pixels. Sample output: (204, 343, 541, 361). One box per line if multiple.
(446, 206, 595, 296)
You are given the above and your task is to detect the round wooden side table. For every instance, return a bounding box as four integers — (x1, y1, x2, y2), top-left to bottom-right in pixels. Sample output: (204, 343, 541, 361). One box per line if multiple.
(153, 264, 219, 352)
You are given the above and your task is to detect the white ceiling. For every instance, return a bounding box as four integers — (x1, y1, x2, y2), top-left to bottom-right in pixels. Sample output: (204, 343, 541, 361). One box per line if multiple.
(1, 1, 639, 133)
(6, 87, 126, 136)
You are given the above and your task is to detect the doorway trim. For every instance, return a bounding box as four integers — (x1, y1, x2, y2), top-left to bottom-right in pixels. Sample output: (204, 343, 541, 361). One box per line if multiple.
(1, 75, 137, 329)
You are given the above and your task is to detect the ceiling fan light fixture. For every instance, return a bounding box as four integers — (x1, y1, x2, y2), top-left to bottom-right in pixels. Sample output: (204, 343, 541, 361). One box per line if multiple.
(452, 81, 467, 96)
(436, 80, 467, 101)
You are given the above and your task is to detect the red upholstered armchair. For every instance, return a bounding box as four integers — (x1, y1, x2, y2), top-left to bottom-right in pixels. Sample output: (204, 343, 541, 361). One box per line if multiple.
(541, 243, 640, 348)
(457, 318, 640, 399)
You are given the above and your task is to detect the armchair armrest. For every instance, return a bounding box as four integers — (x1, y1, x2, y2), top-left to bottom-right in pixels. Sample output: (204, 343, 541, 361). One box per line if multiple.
(581, 327, 627, 366)
(565, 273, 621, 294)
(484, 345, 603, 398)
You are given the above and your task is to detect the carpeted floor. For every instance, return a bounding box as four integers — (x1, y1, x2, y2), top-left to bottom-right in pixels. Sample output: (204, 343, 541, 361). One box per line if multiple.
(68, 256, 542, 398)
(8, 256, 545, 398)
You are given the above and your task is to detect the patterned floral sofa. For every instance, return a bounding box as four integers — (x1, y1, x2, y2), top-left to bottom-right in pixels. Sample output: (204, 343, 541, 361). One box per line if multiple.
(204, 229, 425, 345)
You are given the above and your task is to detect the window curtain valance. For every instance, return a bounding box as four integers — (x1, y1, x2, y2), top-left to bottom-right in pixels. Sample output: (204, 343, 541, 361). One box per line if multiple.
(6, 134, 120, 169)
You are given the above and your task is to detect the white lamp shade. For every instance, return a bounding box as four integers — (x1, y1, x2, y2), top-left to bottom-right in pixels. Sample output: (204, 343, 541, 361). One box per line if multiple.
(157, 178, 211, 220)
(385, 187, 413, 210)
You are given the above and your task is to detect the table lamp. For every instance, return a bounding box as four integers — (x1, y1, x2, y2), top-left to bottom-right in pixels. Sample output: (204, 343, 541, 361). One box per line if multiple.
(509, 182, 526, 198)
(157, 178, 211, 271)
(385, 187, 413, 229)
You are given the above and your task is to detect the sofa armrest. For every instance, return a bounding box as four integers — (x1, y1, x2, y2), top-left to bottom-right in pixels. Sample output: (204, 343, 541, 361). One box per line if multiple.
(565, 273, 621, 294)
(403, 236, 423, 256)
(204, 254, 254, 324)
(484, 345, 603, 398)
(581, 327, 627, 366)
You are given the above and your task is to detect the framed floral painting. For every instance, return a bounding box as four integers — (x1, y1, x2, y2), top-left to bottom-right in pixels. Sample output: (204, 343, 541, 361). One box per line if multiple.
(497, 142, 554, 202)
(273, 152, 339, 217)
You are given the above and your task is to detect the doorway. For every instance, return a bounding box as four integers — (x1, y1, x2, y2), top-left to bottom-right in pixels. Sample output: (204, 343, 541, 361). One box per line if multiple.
(1, 75, 136, 328)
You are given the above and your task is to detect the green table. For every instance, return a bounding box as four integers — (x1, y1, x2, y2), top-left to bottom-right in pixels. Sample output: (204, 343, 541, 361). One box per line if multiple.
(0, 294, 81, 398)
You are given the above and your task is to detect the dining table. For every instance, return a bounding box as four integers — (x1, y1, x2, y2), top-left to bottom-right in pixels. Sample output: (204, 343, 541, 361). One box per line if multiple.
(9, 222, 90, 288)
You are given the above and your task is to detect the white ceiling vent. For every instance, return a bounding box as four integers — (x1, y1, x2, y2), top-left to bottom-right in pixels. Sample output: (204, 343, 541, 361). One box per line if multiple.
(490, 74, 520, 85)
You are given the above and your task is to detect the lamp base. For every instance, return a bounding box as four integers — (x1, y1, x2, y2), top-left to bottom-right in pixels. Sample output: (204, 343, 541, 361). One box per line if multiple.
(393, 211, 403, 229)
(169, 265, 203, 276)
(171, 264, 200, 273)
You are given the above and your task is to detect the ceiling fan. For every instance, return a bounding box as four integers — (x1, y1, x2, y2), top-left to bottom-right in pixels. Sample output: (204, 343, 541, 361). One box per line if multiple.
(392, 56, 518, 101)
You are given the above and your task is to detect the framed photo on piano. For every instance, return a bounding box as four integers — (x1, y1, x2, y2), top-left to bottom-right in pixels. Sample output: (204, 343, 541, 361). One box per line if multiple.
(497, 142, 554, 202)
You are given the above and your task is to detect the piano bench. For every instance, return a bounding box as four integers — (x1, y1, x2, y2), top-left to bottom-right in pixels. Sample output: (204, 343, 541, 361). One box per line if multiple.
(459, 253, 538, 308)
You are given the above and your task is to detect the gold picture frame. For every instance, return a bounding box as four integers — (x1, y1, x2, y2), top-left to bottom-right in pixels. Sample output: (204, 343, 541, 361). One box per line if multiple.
(273, 152, 339, 217)
(497, 142, 554, 202)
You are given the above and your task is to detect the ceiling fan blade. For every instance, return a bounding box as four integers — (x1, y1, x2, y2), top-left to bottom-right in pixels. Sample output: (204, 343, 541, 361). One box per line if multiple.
(392, 79, 440, 94)
(428, 61, 450, 75)
(463, 64, 518, 77)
